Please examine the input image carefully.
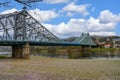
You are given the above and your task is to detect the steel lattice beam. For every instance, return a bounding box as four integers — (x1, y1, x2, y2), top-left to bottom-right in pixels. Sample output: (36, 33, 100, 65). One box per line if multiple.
(73, 33, 96, 46)
(0, 10, 62, 42)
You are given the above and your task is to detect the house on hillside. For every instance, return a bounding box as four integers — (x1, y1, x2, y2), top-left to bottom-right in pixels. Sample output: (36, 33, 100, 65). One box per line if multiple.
(104, 43, 112, 48)
(112, 38, 120, 48)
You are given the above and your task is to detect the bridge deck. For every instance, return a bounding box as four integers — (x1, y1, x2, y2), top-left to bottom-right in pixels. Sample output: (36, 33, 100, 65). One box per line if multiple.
(0, 41, 96, 46)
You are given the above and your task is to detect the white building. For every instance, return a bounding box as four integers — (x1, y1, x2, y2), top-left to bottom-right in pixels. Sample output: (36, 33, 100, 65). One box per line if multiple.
(112, 38, 120, 48)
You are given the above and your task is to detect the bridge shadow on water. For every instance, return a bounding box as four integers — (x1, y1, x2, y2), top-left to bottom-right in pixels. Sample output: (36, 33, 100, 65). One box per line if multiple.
(0, 47, 120, 60)
(31, 52, 120, 60)
(30, 47, 120, 60)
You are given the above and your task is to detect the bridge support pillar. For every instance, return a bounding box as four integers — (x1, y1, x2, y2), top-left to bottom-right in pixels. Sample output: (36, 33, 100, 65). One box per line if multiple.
(81, 46, 92, 57)
(12, 43, 30, 59)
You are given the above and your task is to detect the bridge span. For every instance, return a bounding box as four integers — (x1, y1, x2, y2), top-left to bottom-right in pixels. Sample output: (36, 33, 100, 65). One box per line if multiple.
(0, 10, 96, 58)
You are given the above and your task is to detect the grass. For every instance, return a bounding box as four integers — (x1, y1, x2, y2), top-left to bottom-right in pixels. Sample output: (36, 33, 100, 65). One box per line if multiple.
(0, 56, 9, 59)
(0, 56, 120, 80)
(91, 48, 118, 52)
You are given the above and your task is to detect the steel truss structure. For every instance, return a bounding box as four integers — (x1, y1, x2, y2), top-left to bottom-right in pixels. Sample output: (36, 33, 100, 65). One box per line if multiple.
(0, 10, 62, 42)
(73, 33, 96, 46)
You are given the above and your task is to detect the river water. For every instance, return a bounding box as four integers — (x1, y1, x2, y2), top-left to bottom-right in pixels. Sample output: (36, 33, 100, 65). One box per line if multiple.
(0, 50, 120, 60)
(0, 52, 11, 56)
(31, 50, 120, 60)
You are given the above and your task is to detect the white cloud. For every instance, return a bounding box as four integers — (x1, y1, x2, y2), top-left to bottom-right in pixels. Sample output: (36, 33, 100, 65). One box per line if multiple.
(99, 10, 120, 23)
(89, 32, 116, 36)
(45, 0, 69, 4)
(0, 8, 17, 14)
(87, 17, 116, 32)
(0, 9, 120, 38)
(43, 10, 120, 38)
(29, 8, 58, 22)
(66, 12, 73, 17)
(63, 3, 90, 16)
(0, 8, 58, 22)
(44, 19, 87, 38)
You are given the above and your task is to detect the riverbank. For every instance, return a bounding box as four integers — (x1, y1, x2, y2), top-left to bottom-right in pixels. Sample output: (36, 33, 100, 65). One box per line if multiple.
(0, 56, 120, 80)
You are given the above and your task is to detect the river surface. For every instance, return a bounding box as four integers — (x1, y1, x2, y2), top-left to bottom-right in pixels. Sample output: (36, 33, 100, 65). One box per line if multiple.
(0, 51, 120, 60)
(0, 52, 11, 57)
(31, 50, 120, 60)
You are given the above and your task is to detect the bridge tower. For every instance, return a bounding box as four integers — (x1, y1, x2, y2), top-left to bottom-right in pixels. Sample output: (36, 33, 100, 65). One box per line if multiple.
(0, 0, 62, 58)
(12, 43, 30, 58)
(73, 33, 96, 57)
(12, 0, 41, 58)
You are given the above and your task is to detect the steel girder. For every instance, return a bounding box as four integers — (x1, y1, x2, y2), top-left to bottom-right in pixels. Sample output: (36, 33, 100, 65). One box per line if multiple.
(0, 10, 62, 42)
(73, 33, 96, 46)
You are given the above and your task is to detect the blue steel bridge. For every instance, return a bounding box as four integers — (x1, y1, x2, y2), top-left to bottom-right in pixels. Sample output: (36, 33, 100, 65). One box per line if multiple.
(0, 10, 96, 58)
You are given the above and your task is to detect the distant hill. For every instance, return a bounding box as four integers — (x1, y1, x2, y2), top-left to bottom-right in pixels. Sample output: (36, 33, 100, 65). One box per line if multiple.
(62, 37, 77, 42)
(62, 35, 120, 43)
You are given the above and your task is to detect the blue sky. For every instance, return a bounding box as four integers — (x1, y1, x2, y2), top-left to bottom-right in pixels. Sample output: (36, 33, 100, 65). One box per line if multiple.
(0, 0, 120, 38)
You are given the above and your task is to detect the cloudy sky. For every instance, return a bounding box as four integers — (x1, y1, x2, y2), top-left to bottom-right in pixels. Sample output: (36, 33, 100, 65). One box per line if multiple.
(0, 0, 120, 38)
